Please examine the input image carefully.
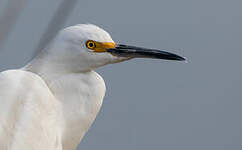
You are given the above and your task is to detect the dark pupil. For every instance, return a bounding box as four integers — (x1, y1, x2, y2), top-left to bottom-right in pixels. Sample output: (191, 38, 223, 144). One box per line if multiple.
(89, 42, 94, 47)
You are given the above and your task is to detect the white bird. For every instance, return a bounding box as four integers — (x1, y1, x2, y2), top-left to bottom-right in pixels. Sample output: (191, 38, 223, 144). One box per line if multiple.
(0, 24, 185, 150)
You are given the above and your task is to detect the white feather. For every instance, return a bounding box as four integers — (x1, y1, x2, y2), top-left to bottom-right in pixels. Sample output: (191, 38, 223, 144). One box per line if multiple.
(0, 24, 118, 150)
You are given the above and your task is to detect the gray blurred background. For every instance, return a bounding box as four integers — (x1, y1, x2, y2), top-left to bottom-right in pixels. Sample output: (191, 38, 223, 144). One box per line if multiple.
(0, 0, 242, 150)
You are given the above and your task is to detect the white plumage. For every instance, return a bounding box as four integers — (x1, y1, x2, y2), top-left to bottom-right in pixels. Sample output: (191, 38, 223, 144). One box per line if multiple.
(0, 24, 185, 150)
(0, 24, 114, 150)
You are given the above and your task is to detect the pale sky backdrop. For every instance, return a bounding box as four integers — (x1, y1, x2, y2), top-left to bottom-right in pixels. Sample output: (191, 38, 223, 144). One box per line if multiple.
(0, 0, 242, 150)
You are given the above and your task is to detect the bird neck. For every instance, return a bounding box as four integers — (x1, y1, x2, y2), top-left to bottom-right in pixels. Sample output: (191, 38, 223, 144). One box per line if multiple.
(46, 71, 105, 150)
(24, 49, 91, 84)
(23, 50, 106, 150)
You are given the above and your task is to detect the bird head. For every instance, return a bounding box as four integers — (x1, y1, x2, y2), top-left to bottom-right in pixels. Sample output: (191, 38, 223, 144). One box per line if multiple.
(45, 24, 185, 72)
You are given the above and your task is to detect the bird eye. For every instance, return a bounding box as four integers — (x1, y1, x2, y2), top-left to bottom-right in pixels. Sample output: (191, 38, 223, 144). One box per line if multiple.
(86, 40, 96, 49)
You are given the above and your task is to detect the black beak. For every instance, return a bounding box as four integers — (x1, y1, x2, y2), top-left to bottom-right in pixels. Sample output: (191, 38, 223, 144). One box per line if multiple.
(107, 44, 186, 61)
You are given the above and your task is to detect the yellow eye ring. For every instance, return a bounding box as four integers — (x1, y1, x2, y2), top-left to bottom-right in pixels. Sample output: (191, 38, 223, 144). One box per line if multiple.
(86, 40, 96, 49)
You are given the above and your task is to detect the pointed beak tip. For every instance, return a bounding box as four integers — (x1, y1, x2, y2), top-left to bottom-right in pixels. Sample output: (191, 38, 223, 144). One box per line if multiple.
(162, 53, 187, 62)
(177, 56, 187, 62)
(183, 57, 188, 63)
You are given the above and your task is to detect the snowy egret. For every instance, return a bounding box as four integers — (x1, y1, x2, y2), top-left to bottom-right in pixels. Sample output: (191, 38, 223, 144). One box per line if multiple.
(0, 24, 185, 150)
